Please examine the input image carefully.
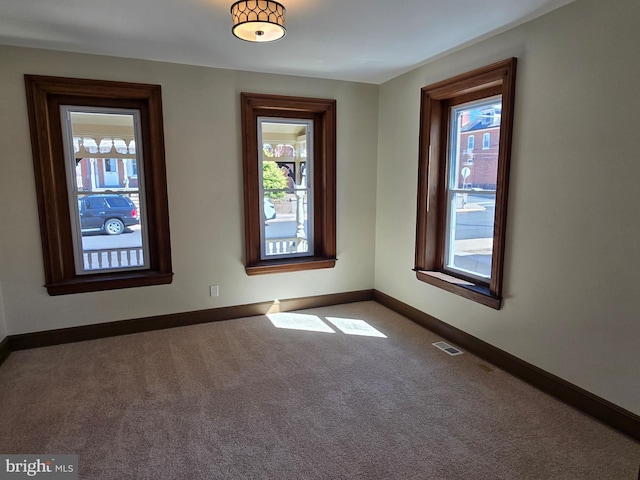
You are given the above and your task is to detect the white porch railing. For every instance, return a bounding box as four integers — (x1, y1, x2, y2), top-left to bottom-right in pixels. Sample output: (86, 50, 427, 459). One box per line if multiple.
(83, 247, 144, 270)
(265, 237, 308, 256)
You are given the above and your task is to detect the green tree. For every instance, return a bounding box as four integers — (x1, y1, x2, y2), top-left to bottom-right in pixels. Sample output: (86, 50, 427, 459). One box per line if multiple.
(262, 161, 288, 199)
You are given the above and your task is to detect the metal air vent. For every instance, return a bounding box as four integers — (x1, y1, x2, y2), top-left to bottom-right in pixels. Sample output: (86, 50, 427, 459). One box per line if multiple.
(433, 341, 463, 356)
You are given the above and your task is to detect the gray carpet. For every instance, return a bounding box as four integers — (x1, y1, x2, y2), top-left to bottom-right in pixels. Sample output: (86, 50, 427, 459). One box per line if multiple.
(1, 301, 638, 479)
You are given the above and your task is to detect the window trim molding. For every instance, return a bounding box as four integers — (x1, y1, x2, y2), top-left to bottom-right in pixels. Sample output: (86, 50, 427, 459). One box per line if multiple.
(240, 93, 337, 275)
(414, 58, 517, 309)
(24, 75, 173, 295)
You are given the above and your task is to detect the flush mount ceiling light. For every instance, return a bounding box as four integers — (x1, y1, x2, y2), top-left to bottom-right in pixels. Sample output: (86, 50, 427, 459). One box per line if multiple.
(231, 0, 286, 42)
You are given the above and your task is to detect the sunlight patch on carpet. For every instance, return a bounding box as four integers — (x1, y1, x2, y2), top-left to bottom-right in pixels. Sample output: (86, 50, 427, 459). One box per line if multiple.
(325, 317, 387, 338)
(267, 313, 336, 333)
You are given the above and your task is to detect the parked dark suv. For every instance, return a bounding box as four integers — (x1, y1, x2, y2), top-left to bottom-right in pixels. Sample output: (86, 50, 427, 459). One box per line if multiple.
(78, 194, 139, 235)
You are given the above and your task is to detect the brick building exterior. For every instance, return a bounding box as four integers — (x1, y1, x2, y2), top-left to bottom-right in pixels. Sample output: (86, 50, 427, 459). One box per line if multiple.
(457, 105, 500, 190)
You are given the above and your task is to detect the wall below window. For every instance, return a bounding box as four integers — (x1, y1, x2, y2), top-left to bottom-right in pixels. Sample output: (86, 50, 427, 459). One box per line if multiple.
(0, 46, 378, 337)
(375, 0, 640, 416)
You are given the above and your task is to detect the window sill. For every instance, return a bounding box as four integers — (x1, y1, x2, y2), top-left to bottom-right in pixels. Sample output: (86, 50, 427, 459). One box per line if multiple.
(415, 270, 501, 309)
(246, 257, 336, 276)
(46, 271, 173, 296)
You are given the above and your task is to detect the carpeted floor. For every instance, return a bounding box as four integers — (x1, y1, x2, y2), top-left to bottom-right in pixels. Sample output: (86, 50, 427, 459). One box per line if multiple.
(1, 301, 638, 479)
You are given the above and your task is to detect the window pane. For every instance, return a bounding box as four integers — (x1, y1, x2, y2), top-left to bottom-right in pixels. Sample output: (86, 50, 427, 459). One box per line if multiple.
(262, 192, 310, 256)
(445, 192, 496, 279)
(258, 118, 313, 260)
(62, 109, 150, 274)
(452, 99, 501, 190)
(446, 97, 501, 280)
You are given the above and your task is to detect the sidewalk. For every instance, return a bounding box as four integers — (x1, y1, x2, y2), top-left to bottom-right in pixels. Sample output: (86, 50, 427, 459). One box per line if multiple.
(454, 238, 492, 256)
(456, 202, 485, 213)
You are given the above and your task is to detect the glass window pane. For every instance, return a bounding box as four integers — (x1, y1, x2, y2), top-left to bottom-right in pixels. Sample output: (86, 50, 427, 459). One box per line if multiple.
(62, 108, 150, 274)
(258, 118, 313, 260)
(446, 96, 501, 281)
(451, 99, 501, 191)
(262, 193, 310, 257)
(445, 192, 496, 279)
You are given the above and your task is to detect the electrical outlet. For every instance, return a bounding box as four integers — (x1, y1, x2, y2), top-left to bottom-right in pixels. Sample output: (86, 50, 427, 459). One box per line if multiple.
(210, 285, 219, 297)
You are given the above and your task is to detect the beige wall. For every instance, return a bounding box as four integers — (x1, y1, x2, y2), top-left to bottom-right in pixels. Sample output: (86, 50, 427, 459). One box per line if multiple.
(375, 0, 640, 415)
(0, 46, 378, 335)
(0, 282, 6, 342)
(0, 206, 7, 343)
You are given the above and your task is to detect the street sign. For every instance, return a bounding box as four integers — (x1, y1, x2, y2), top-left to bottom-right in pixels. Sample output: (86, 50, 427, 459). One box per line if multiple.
(461, 167, 471, 179)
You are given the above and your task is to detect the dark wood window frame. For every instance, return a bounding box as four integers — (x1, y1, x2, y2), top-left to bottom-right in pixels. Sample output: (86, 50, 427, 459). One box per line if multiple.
(24, 75, 173, 295)
(241, 93, 336, 275)
(414, 58, 517, 309)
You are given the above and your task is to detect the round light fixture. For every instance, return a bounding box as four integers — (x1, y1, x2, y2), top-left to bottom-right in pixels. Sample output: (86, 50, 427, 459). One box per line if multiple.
(231, 0, 286, 43)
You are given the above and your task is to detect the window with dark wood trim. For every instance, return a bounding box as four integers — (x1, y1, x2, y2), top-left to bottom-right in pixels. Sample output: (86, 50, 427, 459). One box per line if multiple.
(25, 75, 173, 295)
(414, 58, 517, 309)
(241, 93, 336, 275)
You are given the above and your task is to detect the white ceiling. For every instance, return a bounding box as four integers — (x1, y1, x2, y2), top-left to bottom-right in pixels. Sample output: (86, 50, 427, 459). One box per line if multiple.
(0, 0, 574, 84)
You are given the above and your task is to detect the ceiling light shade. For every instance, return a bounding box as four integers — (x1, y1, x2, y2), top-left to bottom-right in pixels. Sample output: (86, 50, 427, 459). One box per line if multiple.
(231, 0, 286, 43)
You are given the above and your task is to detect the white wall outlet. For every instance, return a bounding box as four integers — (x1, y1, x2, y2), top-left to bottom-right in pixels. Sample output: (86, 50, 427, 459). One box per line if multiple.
(210, 285, 219, 297)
